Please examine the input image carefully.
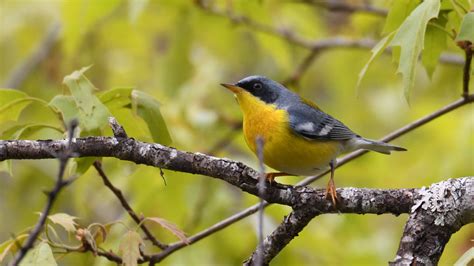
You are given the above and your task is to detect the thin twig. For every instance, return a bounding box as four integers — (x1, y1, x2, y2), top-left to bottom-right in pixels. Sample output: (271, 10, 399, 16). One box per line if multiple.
(9, 119, 77, 266)
(255, 136, 266, 266)
(282, 50, 319, 87)
(196, 3, 464, 66)
(298, 0, 388, 16)
(4, 22, 61, 88)
(461, 42, 472, 98)
(93, 161, 168, 250)
(205, 122, 242, 155)
(148, 203, 267, 263)
(299, 95, 474, 186)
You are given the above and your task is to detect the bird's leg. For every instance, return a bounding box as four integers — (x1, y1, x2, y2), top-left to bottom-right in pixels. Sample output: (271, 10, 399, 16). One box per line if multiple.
(325, 160, 338, 206)
(265, 172, 291, 183)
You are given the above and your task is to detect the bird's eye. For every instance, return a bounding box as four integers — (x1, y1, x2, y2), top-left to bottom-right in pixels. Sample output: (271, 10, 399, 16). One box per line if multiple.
(253, 83, 262, 90)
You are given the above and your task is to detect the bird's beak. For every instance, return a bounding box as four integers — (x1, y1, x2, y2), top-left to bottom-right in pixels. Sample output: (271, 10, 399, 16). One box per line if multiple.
(221, 83, 242, 94)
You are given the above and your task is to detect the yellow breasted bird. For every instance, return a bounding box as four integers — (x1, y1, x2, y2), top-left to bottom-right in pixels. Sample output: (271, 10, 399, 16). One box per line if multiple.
(221, 76, 406, 204)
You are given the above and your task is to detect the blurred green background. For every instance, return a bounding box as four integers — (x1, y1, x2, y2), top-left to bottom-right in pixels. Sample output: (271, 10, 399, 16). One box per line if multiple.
(0, 0, 473, 265)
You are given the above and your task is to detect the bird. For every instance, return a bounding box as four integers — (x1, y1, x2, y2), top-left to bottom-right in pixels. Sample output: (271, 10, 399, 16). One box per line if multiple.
(221, 75, 406, 205)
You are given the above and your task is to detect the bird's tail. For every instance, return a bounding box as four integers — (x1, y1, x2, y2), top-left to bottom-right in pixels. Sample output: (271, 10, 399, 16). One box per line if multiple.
(348, 137, 407, 155)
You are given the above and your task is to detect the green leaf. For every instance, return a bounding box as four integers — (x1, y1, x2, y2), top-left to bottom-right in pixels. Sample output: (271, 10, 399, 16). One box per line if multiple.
(119, 230, 143, 266)
(98, 87, 133, 110)
(47, 213, 78, 233)
(131, 90, 171, 145)
(63, 66, 111, 132)
(1, 123, 63, 140)
(145, 217, 189, 244)
(455, 12, 474, 42)
(0, 234, 28, 263)
(0, 89, 27, 105)
(389, 0, 441, 100)
(255, 33, 292, 72)
(0, 89, 46, 123)
(383, 0, 420, 34)
(0, 161, 12, 176)
(88, 223, 108, 245)
(423, 15, 448, 77)
(449, 0, 471, 17)
(19, 242, 57, 266)
(74, 157, 96, 175)
(357, 31, 396, 90)
(48, 95, 79, 127)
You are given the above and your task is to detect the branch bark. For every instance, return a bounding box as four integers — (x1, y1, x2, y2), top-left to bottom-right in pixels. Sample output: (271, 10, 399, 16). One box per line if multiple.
(391, 178, 474, 266)
(0, 136, 417, 211)
(1, 134, 472, 265)
(244, 178, 473, 265)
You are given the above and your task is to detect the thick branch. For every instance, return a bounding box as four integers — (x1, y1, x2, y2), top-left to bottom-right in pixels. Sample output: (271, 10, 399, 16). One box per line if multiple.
(391, 178, 474, 265)
(150, 185, 415, 264)
(246, 177, 473, 265)
(0, 137, 418, 213)
(0, 136, 292, 205)
(244, 209, 317, 266)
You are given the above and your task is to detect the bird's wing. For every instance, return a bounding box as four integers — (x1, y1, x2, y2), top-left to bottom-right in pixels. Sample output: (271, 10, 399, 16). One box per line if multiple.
(287, 102, 357, 140)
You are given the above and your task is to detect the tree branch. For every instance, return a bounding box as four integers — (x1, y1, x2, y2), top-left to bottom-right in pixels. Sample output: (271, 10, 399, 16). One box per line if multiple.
(9, 119, 77, 266)
(245, 178, 473, 265)
(93, 161, 168, 250)
(460, 41, 472, 98)
(149, 186, 417, 265)
(244, 209, 316, 266)
(4, 22, 61, 89)
(2, 122, 473, 265)
(391, 178, 474, 265)
(299, 0, 388, 17)
(196, 3, 464, 66)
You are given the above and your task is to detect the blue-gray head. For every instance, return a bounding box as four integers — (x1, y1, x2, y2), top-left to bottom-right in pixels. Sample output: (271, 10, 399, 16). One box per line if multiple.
(221, 75, 292, 104)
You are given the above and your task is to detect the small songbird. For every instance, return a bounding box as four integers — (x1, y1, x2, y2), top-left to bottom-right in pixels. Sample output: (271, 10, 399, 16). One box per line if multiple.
(221, 76, 406, 204)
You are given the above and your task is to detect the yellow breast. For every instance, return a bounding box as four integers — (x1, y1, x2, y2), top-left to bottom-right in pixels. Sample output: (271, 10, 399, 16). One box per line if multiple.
(235, 91, 342, 176)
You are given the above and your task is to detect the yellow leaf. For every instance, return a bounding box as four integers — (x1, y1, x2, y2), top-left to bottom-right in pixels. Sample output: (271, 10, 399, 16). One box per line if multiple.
(19, 242, 57, 266)
(119, 231, 143, 266)
(47, 213, 78, 233)
(0, 234, 28, 263)
(145, 217, 189, 244)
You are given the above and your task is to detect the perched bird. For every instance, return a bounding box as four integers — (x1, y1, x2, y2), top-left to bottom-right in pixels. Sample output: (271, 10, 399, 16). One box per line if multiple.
(221, 76, 406, 204)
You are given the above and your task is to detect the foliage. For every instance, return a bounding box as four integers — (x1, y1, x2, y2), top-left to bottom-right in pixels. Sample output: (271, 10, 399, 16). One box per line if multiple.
(0, 0, 472, 265)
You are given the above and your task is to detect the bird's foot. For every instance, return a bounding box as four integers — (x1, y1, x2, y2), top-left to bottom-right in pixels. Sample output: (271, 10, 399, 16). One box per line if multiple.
(325, 178, 338, 207)
(264, 172, 293, 189)
(265, 172, 291, 182)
